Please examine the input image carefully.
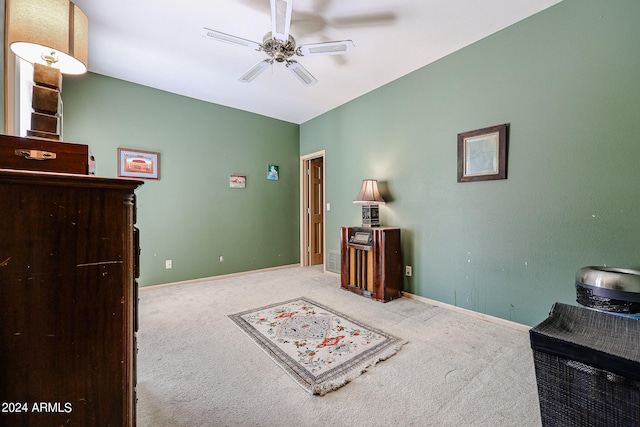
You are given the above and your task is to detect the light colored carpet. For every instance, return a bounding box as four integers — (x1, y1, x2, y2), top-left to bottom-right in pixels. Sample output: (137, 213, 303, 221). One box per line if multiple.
(136, 266, 541, 427)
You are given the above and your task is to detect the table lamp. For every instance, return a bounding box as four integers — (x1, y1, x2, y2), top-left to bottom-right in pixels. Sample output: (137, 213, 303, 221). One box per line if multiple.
(7, 0, 88, 140)
(353, 179, 385, 227)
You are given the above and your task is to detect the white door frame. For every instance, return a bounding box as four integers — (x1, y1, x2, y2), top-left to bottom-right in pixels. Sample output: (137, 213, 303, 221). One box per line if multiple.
(299, 150, 326, 271)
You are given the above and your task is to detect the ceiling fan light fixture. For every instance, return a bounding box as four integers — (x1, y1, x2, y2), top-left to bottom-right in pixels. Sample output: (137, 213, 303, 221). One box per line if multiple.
(239, 60, 271, 83)
(287, 61, 317, 86)
(262, 32, 296, 62)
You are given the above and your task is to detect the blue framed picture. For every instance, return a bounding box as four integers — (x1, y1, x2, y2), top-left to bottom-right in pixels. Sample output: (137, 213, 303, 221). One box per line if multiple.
(268, 164, 279, 181)
(118, 148, 160, 180)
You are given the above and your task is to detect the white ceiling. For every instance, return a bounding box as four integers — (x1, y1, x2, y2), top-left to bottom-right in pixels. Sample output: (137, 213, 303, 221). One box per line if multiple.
(71, 0, 562, 124)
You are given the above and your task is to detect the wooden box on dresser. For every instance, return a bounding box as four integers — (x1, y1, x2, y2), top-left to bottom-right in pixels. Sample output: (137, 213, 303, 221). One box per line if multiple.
(0, 169, 142, 427)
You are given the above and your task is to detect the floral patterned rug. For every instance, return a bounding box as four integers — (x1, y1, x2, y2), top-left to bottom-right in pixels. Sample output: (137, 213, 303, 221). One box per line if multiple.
(228, 297, 407, 395)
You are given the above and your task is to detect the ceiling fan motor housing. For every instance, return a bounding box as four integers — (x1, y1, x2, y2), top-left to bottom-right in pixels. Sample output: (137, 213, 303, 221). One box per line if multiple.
(262, 32, 297, 62)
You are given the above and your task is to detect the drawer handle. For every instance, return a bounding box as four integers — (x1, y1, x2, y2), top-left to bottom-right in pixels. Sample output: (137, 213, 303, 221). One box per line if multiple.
(14, 149, 57, 161)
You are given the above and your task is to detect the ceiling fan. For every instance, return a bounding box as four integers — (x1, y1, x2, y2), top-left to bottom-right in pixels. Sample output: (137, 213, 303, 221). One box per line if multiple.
(200, 0, 355, 86)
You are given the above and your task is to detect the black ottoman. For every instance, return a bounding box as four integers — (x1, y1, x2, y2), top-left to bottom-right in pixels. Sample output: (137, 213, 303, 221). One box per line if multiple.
(530, 303, 640, 426)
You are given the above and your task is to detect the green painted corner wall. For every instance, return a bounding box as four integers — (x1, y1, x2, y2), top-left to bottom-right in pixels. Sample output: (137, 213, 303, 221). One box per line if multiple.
(300, 0, 640, 325)
(62, 73, 300, 287)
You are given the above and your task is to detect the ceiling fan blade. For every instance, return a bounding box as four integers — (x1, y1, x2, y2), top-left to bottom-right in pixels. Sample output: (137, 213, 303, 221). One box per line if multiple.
(200, 28, 261, 50)
(291, 12, 327, 36)
(239, 60, 271, 83)
(270, 0, 293, 42)
(298, 40, 354, 56)
(286, 61, 317, 86)
(332, 12, 397, 28)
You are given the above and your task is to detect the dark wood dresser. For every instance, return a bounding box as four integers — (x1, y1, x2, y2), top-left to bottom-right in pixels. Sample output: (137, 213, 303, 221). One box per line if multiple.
(0, 169, 142, 426)
(340, 226, 402, 302)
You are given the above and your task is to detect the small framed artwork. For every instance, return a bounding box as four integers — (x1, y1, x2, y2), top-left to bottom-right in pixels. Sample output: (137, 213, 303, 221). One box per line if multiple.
(457, 124, 507, 183)
(230, 174, 246, 188)
(267, 165, 279, 180)
(118, 148, 160, 180)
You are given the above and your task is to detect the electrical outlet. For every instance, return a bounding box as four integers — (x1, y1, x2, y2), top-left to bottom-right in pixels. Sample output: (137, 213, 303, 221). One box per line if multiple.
(405, 265, 412, 276)
(219, 255, 224, 262)
(166, 260, 172, 269)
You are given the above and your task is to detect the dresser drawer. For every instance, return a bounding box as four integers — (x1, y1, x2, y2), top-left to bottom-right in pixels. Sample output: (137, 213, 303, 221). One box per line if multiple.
(0, 134, 88, 174)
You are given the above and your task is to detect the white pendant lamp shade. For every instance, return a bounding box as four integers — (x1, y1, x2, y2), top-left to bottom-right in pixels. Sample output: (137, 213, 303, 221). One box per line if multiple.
(7, 0, 88, 75)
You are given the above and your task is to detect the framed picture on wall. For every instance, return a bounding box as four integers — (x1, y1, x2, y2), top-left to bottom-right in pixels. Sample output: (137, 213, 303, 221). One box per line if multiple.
(230, 174, 246, 188)
(268, 165, 279, 180)
(118, 148, 160, 180)
(457, 124, 507, 182)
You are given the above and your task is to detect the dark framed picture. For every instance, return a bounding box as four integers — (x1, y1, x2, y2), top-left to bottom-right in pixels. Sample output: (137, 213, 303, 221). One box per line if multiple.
(457, 124, 507, 183)
(118, 148, 160, 180)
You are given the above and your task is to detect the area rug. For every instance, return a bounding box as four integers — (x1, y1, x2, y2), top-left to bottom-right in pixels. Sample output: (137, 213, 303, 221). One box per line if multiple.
(228, 297, 407, 395)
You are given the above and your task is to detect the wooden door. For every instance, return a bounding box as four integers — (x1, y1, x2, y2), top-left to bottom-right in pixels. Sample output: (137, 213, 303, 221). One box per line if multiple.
(309, 158, 324, 265)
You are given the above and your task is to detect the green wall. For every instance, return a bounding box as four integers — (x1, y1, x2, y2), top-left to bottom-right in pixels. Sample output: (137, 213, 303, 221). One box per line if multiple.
(62, 73, 300, 287)
(301, 0, 640, 325)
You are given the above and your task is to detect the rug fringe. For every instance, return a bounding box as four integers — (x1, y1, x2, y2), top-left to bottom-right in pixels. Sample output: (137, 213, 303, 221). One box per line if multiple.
(311, 340, 408, 396)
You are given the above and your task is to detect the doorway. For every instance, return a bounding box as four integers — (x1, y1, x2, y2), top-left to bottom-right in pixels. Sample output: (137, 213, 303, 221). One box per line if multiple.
(300, 151, 325, 269)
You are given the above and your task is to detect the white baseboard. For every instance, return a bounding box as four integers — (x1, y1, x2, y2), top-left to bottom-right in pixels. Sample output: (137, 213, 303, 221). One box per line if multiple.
(323, 270, 340, 278)
(140, 266, 528, 332)
(139, 264, 300, 292)
(402, 292, 531, 332)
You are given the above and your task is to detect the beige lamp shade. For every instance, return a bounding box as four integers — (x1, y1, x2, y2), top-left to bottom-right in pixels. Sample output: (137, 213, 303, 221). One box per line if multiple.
(353, 179, 386, 205)
(7, 0, 88, 75)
